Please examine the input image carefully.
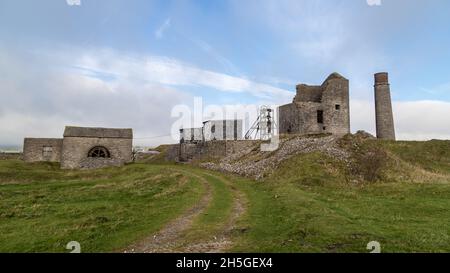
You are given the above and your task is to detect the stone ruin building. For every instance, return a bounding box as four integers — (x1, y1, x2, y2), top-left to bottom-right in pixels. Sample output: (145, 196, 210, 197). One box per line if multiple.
(172, 72, 396, 162)
(23, 126, 133, 169)
(177, 119, 245, 161)
(279, 72, 395, 140)
(20, 73, 395, 166)
(278, 72, 351, 136)
(180, 120, 243, 144)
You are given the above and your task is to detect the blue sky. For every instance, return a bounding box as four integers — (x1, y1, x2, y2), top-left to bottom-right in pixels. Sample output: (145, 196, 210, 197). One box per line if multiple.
(1, 0, 449, 147)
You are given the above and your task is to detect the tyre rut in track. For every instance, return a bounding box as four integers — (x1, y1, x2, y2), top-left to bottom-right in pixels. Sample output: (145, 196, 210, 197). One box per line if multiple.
(180, 173, 248, 253)
(122, 172, 213, 253)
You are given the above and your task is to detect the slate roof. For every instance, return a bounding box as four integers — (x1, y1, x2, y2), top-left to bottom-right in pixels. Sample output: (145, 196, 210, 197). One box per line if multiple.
(63, 126, 133, 139)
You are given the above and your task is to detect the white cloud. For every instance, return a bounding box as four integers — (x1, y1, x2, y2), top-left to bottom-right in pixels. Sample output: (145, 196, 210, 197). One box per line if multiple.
(351, 99, 450, 140)
(238, 0, 352, 64)
(232, 0, 390, 100)
(72, 48, 293, 102)
(66, 0, 81, 6)
(366, 0, 382, 6)
(0, 46, 293, 147)
(0, 47, 192, 147)
(394, 100, 450, 140)
(350, 99, 377, 134)
(1, 43, 448, 149)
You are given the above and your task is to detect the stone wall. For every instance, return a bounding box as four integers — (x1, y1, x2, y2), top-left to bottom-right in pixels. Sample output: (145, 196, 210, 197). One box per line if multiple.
(175, 140, 259, 162)
(180, 128, 203, 143)
(61, 137, 132, 169)
(321, 76, 350, 136)
(23, 138, 63, 162)
(166, 144, 180, 162)
(0, 153, 23, 160)
(203, 120, 243, 141)
(279, 73, 350, 137)
(294, 84, 323, 103)
(279, 102, 324, 135)
(179, 143, 205, 162)
(77, 158, 125, 169)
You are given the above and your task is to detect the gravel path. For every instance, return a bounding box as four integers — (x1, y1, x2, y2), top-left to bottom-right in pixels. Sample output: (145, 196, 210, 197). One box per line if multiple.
(122, 173, 213, 253)
(122, 171, 248, 253)
(180, 174, 248, 253)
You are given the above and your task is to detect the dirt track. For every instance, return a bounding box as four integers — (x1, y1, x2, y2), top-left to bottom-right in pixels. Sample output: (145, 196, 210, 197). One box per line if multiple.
(122, 170, 247, 253)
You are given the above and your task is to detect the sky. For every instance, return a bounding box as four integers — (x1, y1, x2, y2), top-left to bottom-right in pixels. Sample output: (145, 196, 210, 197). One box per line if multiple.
(0, 0, 449, 148)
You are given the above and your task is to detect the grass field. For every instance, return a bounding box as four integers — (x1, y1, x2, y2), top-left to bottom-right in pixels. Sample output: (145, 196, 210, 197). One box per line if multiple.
(0, 161, 205, 252)
(0, 139, 449, 253)
(229, 152, 450, 252)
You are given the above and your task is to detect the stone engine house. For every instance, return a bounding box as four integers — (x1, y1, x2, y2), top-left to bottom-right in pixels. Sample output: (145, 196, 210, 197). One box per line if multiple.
(279, 72, 350, 136)
(23, 126, 133, 169)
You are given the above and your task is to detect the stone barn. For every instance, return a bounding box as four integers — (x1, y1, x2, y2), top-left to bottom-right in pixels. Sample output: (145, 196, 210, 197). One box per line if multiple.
(279, 72, 350, 136)
(23, 126, 133, 169)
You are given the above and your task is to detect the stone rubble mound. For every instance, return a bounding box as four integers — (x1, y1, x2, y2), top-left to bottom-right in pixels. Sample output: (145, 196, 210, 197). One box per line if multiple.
(201, 135, 351, 180)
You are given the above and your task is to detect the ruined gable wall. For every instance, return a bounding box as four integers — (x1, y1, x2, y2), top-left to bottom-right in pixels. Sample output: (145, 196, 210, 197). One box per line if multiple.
(279, 103, 300, 134)
(23, 138, 63, 163)
(279, 102, 324, 135)
(279, 73, 350, 136)
(294, 85, 323, 103)
(321, 77, 350, 136)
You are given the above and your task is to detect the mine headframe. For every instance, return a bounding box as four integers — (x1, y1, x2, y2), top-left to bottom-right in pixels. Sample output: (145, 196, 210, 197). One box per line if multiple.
(245, 106, 277, 140)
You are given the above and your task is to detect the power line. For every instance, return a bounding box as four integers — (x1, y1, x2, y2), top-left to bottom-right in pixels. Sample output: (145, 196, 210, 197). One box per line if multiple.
(133, 133, 173, 140)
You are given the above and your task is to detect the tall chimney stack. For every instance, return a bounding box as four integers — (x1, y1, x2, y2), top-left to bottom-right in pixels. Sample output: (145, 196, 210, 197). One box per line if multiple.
(374, 72, 396, 140)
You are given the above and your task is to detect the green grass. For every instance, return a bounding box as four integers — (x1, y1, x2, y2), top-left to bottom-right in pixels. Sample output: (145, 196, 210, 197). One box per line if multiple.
(1, 139, 450, 253)
(227, 151, 450, 252)
(0, 161, 204, 252)
(381, 140, 450, 173)
(181, 172, 234, 243)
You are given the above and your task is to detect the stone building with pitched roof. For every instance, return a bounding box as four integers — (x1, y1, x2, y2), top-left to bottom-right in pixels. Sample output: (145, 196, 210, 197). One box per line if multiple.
(23, 126, 133, 169)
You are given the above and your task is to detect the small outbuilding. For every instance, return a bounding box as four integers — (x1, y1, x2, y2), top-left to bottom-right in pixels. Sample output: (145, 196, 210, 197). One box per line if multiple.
(23, 126, 133, 169)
